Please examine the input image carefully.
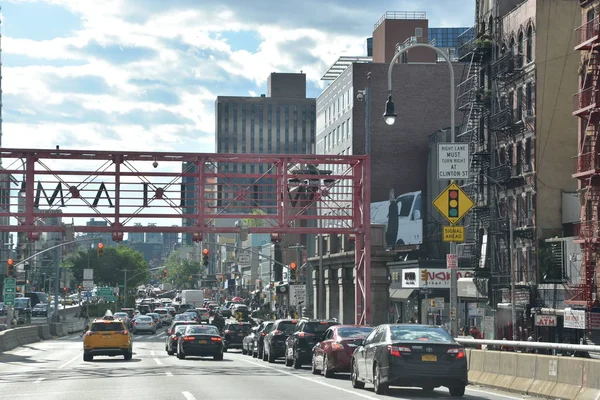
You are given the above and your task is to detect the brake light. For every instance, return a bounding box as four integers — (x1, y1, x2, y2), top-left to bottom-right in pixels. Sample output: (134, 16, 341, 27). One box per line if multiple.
(447, 348, 466, 359)
(85, 331, 94, 336)
(183, 336, 195, 341)
(122, 330, 129, 335)
(273, 330, 283, 335)
(168, 329, 172, 335)
(224, 330, 231, 334)
(291, 320, 297, 323)
(299, 332, 315, 338)
(331, 342, 344, 350)
(260, 332, 266, 336)
(319, 321, 329, 324)
(388, 345, 411, 357)
(211, 337, 222, 342)
(173, 337, 178, 341)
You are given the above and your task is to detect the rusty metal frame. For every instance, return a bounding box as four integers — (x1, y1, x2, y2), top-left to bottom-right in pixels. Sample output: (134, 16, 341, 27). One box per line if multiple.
(0, 147, 372, 324)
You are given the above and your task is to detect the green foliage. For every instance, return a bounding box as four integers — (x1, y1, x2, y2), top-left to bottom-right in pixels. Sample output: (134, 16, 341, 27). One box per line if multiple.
(163, 250, 205, 289)
(65, 245, 148, 289)
(243, 208, 271, 227)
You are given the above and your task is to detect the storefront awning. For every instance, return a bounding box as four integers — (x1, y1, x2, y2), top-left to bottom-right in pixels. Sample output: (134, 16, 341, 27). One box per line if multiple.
(390, 289, 414, 300)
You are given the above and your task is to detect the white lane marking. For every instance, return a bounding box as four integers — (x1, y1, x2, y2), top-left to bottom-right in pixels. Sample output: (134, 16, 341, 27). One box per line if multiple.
(165, 371, 173, 377)
(157, 332, 166, 338)
(58, 353, 80, 369)
(236, 357, 395, 400)
(466, 387, 540, 400)
(181, 391, 196, 400)
(33, 377, 45, 384)
(151, 350, 163, 366)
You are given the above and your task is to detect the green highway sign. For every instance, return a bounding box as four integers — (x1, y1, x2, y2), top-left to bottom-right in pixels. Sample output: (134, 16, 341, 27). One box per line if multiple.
(4, 287, 15, 294)
(3, 293, 15, 306)
(98, 287, 113, 296)
(4, 278, 16, 288)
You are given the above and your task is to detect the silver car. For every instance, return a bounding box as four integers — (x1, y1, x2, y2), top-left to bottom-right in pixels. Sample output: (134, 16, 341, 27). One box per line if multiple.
(132, 315, 156, 334)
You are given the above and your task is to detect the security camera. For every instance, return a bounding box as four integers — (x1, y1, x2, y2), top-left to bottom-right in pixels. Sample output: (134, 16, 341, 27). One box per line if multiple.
(356, 92, 364, 102)
(152, 161, 158, 168)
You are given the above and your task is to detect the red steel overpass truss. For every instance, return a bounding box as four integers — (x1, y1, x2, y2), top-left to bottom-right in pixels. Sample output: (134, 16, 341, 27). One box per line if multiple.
(0, 148, 372, 324)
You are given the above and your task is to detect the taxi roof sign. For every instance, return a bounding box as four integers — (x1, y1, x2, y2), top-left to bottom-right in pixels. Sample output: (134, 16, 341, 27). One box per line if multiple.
(433, 182, 474, 225)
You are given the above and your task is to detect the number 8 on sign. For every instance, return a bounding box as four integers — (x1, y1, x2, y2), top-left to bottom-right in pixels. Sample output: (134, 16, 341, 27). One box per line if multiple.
(448, 189, 459, 218)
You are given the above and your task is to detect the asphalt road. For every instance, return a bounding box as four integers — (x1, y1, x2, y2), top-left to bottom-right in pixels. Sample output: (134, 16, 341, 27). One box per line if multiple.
(0, 331, 541, 400)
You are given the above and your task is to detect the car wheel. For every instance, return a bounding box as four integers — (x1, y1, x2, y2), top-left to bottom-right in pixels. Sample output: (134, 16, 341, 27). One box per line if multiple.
(351, 359, 365, 389)
(167, 350, 174, 356)
(83, 353, 93, 362)
(242, 348, 247, 355)
(292, 350, 301, 369)
(124, 350, 132, 361)
(373, 364, 388, 395)
(262, 348, 268, 361)
(311, 355, 320, 375)
(323, 354, 333, 377)
(267, 347, 275, 363)
(449, 384, 465, 397)
(214, 352, 224, 361)
(223, 346, 228, 353)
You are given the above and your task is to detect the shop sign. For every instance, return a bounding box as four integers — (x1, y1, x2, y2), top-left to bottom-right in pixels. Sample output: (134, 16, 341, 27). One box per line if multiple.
(402, 268, 474, 289)
(535, 314, 557, 327)
(564, 308, 585, 330)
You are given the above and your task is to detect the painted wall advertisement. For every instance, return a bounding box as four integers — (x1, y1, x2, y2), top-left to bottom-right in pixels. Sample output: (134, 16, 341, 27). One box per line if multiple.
(402, 268, 474, 289)
(371, 190, 423, 246)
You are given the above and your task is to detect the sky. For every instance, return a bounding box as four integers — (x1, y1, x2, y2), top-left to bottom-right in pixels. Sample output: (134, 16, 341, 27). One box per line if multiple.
(1, 0, 475, 235)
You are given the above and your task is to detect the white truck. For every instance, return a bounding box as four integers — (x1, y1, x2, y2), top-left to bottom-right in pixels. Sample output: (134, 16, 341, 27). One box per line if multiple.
(371, 190, 423, 246)
(180, 290, 204, 308)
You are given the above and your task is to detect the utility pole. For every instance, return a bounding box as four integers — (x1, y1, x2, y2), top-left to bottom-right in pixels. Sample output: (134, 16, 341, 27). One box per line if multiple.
(52, 243, 61, 323)
(123, 269, 128, 308)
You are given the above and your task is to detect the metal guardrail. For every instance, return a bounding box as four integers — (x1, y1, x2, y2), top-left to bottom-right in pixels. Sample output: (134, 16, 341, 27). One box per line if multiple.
(456, 338, 600, 353)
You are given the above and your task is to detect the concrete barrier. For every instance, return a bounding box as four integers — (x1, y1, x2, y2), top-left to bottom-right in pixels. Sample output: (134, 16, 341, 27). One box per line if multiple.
(467, 350, 600, 399)
(49, 323, 65, 337)
(37, 324, 52, 340)
(0, 326, 40, 352)
(64, 320, 84, 334)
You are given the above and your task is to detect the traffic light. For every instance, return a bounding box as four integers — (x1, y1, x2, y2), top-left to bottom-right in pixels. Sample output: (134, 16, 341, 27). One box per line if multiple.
(448, 189, 459, 220)
(6, 258, 14, 277)
(163, 269, 168, 278)
(290, 262, 297, 282)
(421, 269, 428, 283)
(97, 243, 104, 257)
(63, 287, 68, 295)
(202, 249, 209, 267)
(78, 285, 82, 293)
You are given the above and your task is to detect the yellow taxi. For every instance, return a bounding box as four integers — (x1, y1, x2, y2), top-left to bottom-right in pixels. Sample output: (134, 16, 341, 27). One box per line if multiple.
(83, 311, 133, 361)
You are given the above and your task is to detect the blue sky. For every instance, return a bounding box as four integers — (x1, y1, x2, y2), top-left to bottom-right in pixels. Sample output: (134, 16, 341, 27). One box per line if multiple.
(2, 0, 475, 154)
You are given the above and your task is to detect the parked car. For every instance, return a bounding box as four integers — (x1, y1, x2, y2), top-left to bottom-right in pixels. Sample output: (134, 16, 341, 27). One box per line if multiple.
(223, 321, 252, 351)
(255, 321, 274, 359)
(242, 326, 259, 355)
(284, 319, 340, 368)
(263, 319, 298, 363)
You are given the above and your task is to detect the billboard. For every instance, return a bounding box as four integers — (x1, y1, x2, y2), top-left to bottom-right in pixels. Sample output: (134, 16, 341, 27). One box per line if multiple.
(371, 190, 423, 246)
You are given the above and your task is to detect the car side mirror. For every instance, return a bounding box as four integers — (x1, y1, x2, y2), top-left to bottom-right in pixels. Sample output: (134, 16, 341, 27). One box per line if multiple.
(354, 339, 365, 346)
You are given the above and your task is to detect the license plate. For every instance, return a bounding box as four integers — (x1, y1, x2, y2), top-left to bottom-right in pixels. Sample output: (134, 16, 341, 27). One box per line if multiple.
(199, 340, 207, 344)
(422, 354, 437, 362)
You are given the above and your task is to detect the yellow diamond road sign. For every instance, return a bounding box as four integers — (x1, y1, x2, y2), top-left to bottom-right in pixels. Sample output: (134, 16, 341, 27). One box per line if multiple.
(433, 182, 474, 225)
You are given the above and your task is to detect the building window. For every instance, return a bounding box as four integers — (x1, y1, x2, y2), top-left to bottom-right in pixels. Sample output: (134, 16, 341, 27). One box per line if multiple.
(526, 26, 533, 63)
(525, 138, 532, 169)
(525, 82, 533, 113)
(516, 87, 523, 120)
(518, 31, 524, 58)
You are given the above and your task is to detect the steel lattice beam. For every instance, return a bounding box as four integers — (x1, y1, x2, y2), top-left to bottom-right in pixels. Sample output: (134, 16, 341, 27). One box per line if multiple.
(0, 147, 372, 324)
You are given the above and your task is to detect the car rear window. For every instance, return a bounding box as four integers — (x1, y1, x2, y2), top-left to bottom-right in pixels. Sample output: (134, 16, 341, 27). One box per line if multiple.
(227, 323, 251, 332)
(137, 316, 152, 322)
(91, 322, 125, 332)
(155, 309, 167, 315)
(337, 327, 374, 338)
(277, 321, 297, 334)
(187, 325, 219, 335)
(114, 313, 128, 318)
(175, 326, 188, 334)
(390, 326, 454, 343)
(304, 322, 338, 334)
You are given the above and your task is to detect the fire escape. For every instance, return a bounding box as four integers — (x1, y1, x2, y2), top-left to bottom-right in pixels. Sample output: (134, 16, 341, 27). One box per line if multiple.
(571, 15, 600, 314)
(456, 12, 492, 282)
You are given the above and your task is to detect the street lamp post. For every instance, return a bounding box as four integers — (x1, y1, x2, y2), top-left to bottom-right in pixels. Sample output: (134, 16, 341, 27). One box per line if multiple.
(384, 40, 457, 334)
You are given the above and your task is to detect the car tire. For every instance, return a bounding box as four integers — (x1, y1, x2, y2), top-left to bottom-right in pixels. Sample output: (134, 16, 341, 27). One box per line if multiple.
(323, 355, 333, 377)
(262, 348, 268, 361)
(223, 346, 228, 353)
(242, 348, 247, 355)
(214, 352, 224, 361)
(124, 350, 132, 361)
(292, 350, 301, 369)
(373, 364, 388, 395)
(449, 385, 465, 397)
(267, 348, 275, 363)
(177, 351, 185, 359)
(351, 360, 365, 389)
(167, 350, 174, 356)
(83, 353, 93, 362)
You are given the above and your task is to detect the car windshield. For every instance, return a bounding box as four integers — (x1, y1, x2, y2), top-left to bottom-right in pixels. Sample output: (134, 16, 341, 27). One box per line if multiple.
(277, 321, 297, 334)
(174, 314, 192, 321)
(262, 323, 274, 333)
(155, 309, 167, 314)
(304, 322, 338, 334)
(187, 326, 219, 335)
(137, 316, 152, 322)
(14, 298, 29, 307)
(337, 327, 374, 338)
(227, 324, 251, 332)
(390, 326, 454, 343)
(91, 322, 125, 332)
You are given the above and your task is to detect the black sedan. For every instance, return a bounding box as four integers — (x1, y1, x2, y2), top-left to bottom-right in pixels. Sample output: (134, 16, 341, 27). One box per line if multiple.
(350, 324, 467, 397)
(177, 324, 224, 360)
(165, 325, 188, 356)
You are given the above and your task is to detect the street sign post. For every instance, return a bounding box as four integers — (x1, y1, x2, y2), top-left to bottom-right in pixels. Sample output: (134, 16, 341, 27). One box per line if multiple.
(83, 269, 93, 280)
(447, 254, 458, 270)
(443, 226, 465, 242)
(289, 284, 306, 307)
(433, 182, 474, 225)
(82, 280, 94, 290)
(437, 143, 469, 180)
(237, 250, 251, 268)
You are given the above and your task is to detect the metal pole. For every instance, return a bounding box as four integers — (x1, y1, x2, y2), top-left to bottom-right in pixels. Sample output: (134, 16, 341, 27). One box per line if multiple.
(509, 214, 517, 340)
(318, 170, 325, 319)
(124, 269, 128, 308)
(53, 245, 60, 322)
(236, 222, 242, 298)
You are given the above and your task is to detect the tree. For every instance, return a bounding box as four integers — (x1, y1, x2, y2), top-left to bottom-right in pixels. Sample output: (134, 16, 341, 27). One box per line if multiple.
(163, 250, 205, 289)
(65, 245, 148, 289)
(243, 208, 273, 227)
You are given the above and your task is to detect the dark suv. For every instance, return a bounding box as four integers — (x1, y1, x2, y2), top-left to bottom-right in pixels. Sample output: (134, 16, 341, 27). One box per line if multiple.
(285, 319, 339, 368)
(223, 321, 252, 351)
(255, 321, 274, 359)
(263, 319, 298, 363)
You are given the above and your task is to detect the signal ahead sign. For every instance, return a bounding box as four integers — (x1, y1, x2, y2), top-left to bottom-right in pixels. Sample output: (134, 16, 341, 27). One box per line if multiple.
(433, 182, 474, 225)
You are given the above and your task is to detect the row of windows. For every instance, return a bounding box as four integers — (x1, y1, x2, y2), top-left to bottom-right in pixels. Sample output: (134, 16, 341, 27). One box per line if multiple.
(323, 118, 352, 151)
(320, 87, 353, 128)
(428, 27, 471, 48)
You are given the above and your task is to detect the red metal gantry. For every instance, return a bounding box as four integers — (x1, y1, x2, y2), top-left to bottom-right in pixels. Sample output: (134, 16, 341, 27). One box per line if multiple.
(0, 148, 372, 324)
(571, 14, 600, 319)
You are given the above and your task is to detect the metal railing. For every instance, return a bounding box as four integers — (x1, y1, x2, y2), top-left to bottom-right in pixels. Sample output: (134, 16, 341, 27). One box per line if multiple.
(575, 17, 599, 50)
(456, 337, 600, 353)
(374, 11, 426, 29)
(573, 86, 597, 115)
